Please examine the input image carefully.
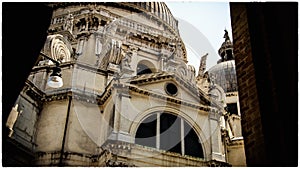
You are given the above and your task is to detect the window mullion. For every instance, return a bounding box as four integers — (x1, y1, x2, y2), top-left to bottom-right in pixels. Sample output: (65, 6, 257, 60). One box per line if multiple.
(181, 118, 185, 156)
(156, 112, 160, 149)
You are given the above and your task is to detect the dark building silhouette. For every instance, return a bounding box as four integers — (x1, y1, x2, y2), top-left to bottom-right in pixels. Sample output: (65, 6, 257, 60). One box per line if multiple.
(2, 3, 53, 166)
(230, 2, 298, 166)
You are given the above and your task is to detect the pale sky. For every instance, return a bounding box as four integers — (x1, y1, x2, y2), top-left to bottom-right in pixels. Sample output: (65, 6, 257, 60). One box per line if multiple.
(165, 1, 232, 73)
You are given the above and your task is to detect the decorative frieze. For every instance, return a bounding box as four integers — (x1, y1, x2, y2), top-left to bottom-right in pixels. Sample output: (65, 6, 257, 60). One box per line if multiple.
(106, 159, 134, 167)
(206, 160, 231, 167)
(104, 141, 132, 154)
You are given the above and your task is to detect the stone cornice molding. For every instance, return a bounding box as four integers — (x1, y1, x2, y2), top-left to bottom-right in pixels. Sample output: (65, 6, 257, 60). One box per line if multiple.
(33, 59, 76, 72)
(25, 70, 223, 115)
(25, 76, 219, 115)
(74, 62, 112, 75)
(227, 138, 244, 146)
(32, 61, 110, 76)
(103, 140, 230, 166)
(24, 76, 114, 104)
(23, 80, 45, 107)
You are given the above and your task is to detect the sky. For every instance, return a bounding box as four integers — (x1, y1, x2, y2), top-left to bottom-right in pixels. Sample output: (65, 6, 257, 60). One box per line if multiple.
(165, 1, 232, 73)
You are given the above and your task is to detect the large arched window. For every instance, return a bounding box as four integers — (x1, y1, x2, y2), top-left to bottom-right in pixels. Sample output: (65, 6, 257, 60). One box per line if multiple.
(135, 114, 157, 148)
(135, 112, 204, 158)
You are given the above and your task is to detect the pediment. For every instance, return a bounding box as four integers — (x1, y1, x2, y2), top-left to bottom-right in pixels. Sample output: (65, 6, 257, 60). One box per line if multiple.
(127, 72, 216, 107)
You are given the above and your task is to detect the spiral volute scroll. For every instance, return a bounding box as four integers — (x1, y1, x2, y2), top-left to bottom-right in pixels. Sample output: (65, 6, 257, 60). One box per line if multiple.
(42, 34, 73, 63)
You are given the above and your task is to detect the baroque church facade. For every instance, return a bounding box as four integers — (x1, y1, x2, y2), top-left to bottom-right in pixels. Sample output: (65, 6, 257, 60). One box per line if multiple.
(5, 2, 245, 166)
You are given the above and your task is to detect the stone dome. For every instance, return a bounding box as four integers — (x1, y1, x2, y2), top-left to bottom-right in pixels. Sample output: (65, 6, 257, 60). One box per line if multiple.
(122, 2, 179, 32)
(208, 29, 237, 92)
(208, 60, 238, 93)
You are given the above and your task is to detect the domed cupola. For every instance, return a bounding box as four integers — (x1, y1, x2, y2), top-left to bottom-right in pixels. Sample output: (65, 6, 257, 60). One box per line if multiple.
(208, 30, 237, 93)
(217, 30, 234, 63)
(123, 2, 179, 33)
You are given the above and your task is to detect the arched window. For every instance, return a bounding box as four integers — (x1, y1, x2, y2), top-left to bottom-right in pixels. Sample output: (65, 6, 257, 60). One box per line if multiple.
(135, 114, 157, 148)
(136, 60, 156, 75)
(137, 63, 153, 75)
(135, 112, 204, 158)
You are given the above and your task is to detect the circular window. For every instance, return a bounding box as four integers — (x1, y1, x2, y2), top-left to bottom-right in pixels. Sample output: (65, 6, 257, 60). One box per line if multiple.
(165, 83, 178, 96)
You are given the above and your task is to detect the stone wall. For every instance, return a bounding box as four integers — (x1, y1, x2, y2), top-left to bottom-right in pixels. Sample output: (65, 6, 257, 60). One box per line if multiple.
(227, 139, 246, 166)
(230, 4, 266, 165)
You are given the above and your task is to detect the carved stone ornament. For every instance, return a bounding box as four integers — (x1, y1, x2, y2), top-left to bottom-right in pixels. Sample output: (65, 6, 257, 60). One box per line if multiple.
(122, 51, 132, 68)
(63, 13, 74, 33)
(41, 34, 73, 63)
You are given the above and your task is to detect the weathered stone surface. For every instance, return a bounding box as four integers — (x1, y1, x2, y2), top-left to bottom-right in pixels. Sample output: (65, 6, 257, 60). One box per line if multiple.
(5, 2, 243, 167)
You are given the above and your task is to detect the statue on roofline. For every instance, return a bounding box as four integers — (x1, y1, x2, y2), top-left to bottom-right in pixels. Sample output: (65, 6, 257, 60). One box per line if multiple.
(224, 29, 230, 41)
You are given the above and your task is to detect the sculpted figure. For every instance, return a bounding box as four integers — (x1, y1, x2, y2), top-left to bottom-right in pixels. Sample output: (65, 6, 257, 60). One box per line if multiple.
(64, 13, 74, 33)
(122, 51, 132, 68)
(224, 29, 230, 41)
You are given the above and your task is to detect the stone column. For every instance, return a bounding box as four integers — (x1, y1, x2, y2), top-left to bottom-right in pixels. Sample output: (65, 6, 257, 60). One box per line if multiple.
(209, 111, 226, 162)
(113, 92, 122, 133)
(109, 86, 134, 144)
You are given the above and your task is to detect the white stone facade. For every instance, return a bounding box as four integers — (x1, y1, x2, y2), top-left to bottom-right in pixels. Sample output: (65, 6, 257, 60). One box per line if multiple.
(7, 2, 235, 166)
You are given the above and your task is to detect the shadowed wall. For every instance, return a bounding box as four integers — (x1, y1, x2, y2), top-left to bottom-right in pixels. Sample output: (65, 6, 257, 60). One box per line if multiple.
(230, 2, 297, 166)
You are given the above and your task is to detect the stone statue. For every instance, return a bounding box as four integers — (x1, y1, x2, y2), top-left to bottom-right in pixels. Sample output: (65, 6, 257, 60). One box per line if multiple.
(108, 40, 122, 65)
(224, 29, 230, 41)
(122, 51, 132, 68)
(64, 13, 74, 33)
(6, 104, 22, 137)
(198, 53, 208, 78)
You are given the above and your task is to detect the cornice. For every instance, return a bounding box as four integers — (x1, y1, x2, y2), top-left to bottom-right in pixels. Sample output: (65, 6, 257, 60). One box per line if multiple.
(227, 138, 244, 146)
(24, 80, 46, 102)
(206, 160, 231, 167)
(31, 61, 111, 76)
(25, 72, 222, 115)
(24, 77, 114, 105)
(74, 62, 112, 75)
(32, 61, 76, 72)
